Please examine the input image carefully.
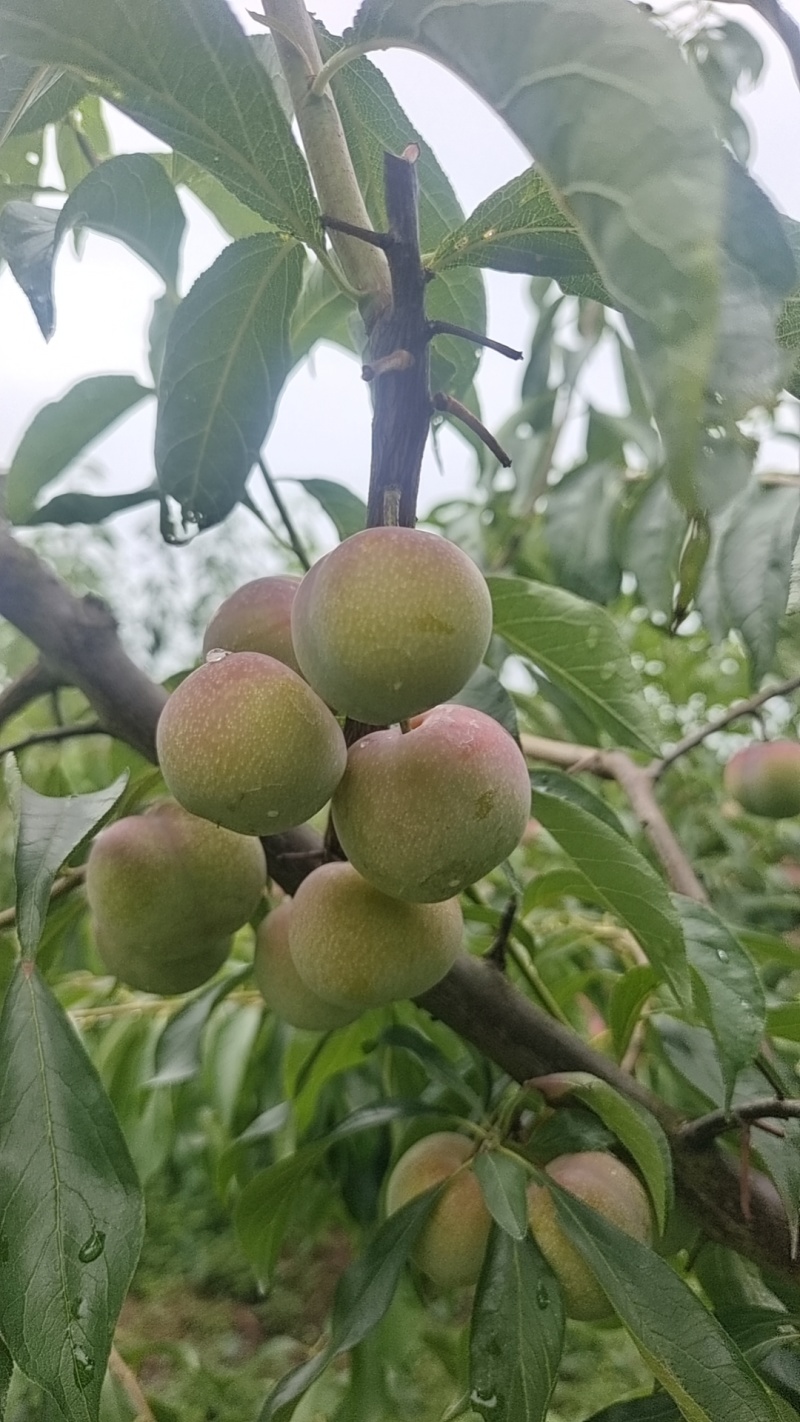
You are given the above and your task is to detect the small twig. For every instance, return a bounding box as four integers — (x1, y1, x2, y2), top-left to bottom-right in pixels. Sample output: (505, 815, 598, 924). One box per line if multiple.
(108, 1345, 157, 1422)
(486, 896, 517, 970)
(0, 723, 104, 757)
(680, 1098, 800, 1149)
(724, 0, 800, 89)
(0, 658, 67, 731)
(0, 867, 85, 933)
(650, 670, 800, 780)
(427, 321, 523, 362)
(256, 457, 311, 572)
(321, 214, 394, 250)
(431, 392, 512, 468)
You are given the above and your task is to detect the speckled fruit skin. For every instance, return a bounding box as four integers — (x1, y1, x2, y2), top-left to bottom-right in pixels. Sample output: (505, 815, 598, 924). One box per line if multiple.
(291, 528, 493, 725)
(724, 740, 800, 819)
(288, 861, 463, 1009)
(254, 901, 361, 1031)
(386, 1133, 491, 1288)
(527, 1152, 652, 1321)
(332, 704, 531, 901)
(86, 801, 266, 994)
(156, 650, 347, 836)
(202, 575, 302, 674)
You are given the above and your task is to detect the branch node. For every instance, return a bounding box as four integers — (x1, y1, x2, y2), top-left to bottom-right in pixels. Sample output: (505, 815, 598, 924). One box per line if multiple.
(361, 350, 415, 381)
(321, 214, 393, 250)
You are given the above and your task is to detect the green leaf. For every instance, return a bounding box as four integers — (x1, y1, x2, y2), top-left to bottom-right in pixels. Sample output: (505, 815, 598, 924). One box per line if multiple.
(0, 57, 62, 143)
(470, 1226, 565, 1422)
(622, 478, 688, 619)
(0, 0, 319, 243)
(450, 663, 520, 743)
(545, 461, 624, 605)
(0, 1337, 12, 1417)
(6, 760, 128, 958)
(550, 1186, 783, 1422)
(610, 964, 659, 1059)
(155, 233, 304, 530)
(5, 375, 152, 523)
(767, 1004, 800, 1041)
(586, 1399, 680, 1422)
(260, 1187, 444, 1421)
(352, 0, 792, 511)
(292, 477, 366, 541)
(0, 200, 57, 333)
(531, 783, 689, 1002)
(675, 899, 765, 1107)
(149, 967, 251, 1087)
(24, 486, 160, 527)
(531, 1073, 673, 1233)
(0, 965, 143, 1422)
(378, 1023, 483, 1112)
(529, 768, 628, 839)
(473, 1151, 529, 1240)
(317, 23, 485, 399)
(432, 166, 609, 302)
(489, 576, 657, 752)
(235, 1144, 325, 1284)
(714, 485, 799, 683)
(290, 258, 358, 363)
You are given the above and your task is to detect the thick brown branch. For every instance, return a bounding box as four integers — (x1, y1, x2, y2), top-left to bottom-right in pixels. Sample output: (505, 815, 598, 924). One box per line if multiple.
(679, 1098, 800, 1149)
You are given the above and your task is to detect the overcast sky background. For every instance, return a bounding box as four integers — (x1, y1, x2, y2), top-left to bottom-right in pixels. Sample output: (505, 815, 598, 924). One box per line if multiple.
(1, 1, 799, 669)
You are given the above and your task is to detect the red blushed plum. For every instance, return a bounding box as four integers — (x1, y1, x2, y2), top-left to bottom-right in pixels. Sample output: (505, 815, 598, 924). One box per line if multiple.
(156, 650, 346, 836)
(332, 703, 531, 901)
(291, 527, 493, 725)
(724, 740, 800, 819)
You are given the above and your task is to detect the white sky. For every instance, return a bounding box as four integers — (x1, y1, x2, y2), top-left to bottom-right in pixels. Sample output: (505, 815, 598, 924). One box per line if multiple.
(1, 1, 799, 666)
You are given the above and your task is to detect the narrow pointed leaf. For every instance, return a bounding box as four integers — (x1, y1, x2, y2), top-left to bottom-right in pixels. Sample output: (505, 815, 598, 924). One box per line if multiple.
(149, 966, 251, 1086)
(470, 1226, 565, 1422)
(235, 1144, 326, 1284)
(0, 200, 57, 335)
(529, 768, 627, 839)
(0, 0, 318, 242)
(489, 576, 657, 752)
(675, 899, 765, 1107)
(450, 664, 520, 742)
(473, 1151, 529, 1240)
(261, 1187, 445, 1420)
(550, 1186, 783, 1422)
(25, 486, 160, 527)
(6, 761, 129, 958)
(5, 375, 152, 523)
(155, 234, 304, 529)
(610, 964, 659, 1059)
(0, 965, 143, 1422)
(293, 477, 366, 541)
(532, 783, 689, 1001)
(531, 1073, 672, 1233)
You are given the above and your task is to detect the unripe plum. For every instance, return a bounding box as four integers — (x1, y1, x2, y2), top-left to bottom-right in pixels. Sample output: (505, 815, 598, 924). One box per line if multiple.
(291, 528, 493, 724)
(385, 1132, 491, 1289)
(202, 575, 302, 674)
(527, 1152, 652, 1321)
(332, 704, 530, 901)
(254, 900, 360, 1031)
(156, 650, 347, 835)
(86, 801, 266, 993)
(723, 740, 800, 819)
(288, 861, 463, 1009)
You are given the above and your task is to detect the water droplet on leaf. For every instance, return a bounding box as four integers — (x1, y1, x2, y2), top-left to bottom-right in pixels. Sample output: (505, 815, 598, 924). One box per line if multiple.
(78, 1228, 106, 1263)
(716, 948, 729, 963)
(72, 1345, 95, 1390)
(536, 1282, 550, 1309)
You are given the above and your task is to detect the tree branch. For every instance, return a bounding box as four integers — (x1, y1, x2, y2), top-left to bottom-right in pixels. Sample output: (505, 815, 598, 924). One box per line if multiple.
(0, 723, 104, 757)
(679, 1099, 800, 1149)
(650, 670, 800, 779)
(0, 657, 67, 731)
(256, 457, 311, 571)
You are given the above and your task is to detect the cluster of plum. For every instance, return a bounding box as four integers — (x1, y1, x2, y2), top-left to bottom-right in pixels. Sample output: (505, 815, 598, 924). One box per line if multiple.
(86, 527, 531, 1019)
(386, 1134, 652, 1314)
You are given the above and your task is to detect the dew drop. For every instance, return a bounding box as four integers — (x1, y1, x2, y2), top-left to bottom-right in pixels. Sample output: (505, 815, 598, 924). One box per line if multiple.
(536, 1282, 550, 1310)
(205, 647, 229, 663)
(78, 1227, 106, 1264)
(716, 948, 729, 963)
(70, 1296, 89, 1322)
(72, 1344, 95, 1390)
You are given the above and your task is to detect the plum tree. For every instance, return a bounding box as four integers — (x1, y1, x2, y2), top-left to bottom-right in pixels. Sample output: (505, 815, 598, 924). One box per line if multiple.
(156, 649, 347, 835)
(86, 800, 266, 994)
(385, 1132, 491, 1288)
(291, 528, 493, 724)
(723, 740, 800, 819)
(288, 861, 463, 1009)
(331, 703, 531, 901)
(202, 575, 303, 675)
(253, 900, 361, 1031)
(527, 1152, 653, 1321)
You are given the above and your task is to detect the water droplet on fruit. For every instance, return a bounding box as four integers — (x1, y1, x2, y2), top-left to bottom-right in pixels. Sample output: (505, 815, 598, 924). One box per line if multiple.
(536, 1282, 550, 1309)
(205, 647, 229, 663)
(72, 1345, 95, 1390)
(78, 1227, 106, 1263)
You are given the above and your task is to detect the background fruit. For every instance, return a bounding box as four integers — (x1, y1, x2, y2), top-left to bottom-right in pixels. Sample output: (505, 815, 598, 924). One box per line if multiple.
(202, 575, 302, 674)
(288, 861, 463, 1009)
(291, 528, 493, 724)
(254, 900, 361, 1031)
(723, 740, 800, 818)
(527, 1152, 652, 1321)
(86, 801, 266, 993)
(385, 1132, 491, 1288)
(332, 703, 531, 900)
(156, 650, 347, 835)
